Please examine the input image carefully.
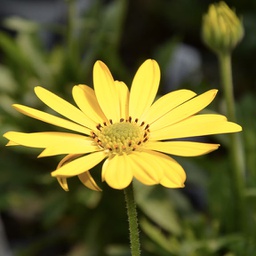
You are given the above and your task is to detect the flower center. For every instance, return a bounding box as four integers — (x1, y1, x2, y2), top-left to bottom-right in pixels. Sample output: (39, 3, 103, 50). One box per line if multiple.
(91, 118, 150, 155)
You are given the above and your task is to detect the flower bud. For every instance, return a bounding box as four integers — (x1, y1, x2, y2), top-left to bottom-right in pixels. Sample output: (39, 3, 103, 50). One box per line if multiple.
(202, 1, 244, 54)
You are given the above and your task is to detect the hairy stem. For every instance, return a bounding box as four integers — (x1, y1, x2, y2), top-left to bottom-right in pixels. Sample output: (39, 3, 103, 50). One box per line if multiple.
(124, 183, 141, 256)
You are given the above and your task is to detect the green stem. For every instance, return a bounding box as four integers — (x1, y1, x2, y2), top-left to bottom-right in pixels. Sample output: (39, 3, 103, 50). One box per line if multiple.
(124, 183, 141, 256)
(218, 52, 246, 231)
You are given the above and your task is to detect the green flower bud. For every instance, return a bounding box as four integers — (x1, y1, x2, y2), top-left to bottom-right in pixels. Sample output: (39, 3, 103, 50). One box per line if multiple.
(202, 1, 244, 54)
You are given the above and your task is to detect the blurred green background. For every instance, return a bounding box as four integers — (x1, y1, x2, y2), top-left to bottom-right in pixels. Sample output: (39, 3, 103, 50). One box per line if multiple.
(0, 0, 256, 255)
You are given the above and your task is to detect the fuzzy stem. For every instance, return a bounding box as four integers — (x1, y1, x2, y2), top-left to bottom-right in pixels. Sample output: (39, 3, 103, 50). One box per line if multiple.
(124, 183, 141, 256)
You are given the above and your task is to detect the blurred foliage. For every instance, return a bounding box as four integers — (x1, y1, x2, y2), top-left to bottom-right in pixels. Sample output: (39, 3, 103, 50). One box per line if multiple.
(0, 0, 256, 255)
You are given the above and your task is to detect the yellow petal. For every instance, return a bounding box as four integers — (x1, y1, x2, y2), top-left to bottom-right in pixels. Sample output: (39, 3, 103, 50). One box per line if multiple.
(4, 131, 90, 148)
(145, 141, 220, 156)
(13, 104, 91, 135)
(39, 139, 99, 157)
(40, 145, 98, 158)
(102, 154, 133, 189)
(3, 132, 99, 157)
(6, 141, 19, 146)
(150, 114, 242, 140)
(142, 89, 196, 124)
(57, 177, 69, 191)
(4, 131, 99, 157)
(72, 85, 108, 125)
(57, 154, 78, 168)
(150, 89, 218, 130)
(35, 86, 95, 129)
(129, 59, 160, 120)
(4, 131, 55, 147)
(93, 61, 120, 122)
(51, 151, 106, 177)
(159, 156, 186, 188)
(129, 151, 164, 185)
(160, 164, 186, 188)
(78, 171, 102, 191)
(115, 81, 129, 120)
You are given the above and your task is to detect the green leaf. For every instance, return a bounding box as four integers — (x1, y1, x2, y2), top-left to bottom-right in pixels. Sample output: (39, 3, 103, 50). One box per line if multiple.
(0, 64, 18, 93)
(3, 17, 39, 33)
(134, 181, 181, 235)
(16, 33, 52, 84)
(140, 217, 180, 255)
(0, 32, 29, 67)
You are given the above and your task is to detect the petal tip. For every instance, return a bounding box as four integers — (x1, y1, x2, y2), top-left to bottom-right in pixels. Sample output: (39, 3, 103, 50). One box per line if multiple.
(228, 122, 242, 132)
(236, 124, 243, 132)
(140, 59, 160, 72)
(34, 86, 44, 95)
(207, 89, 218, 99)
(213, 89, 218, 95)
(12, 103, 19, 108)
(94, 60, 107, 70)
(51, 172, 57, 177)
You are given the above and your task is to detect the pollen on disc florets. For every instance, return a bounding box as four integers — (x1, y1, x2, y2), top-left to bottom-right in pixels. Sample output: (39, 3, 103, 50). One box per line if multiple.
(91, 117, 150, 155)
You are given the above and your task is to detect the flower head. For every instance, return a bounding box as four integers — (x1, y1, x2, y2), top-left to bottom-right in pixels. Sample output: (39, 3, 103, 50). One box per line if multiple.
(3, 59, 242, 191)
(202, 1, 244, 54)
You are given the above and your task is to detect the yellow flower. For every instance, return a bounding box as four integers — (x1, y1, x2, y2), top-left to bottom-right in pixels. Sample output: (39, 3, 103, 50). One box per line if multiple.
(3, 60, 241, 191)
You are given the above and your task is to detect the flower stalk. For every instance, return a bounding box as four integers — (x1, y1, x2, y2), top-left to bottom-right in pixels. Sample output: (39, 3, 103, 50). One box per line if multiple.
(218, 51, 246, 230)
(202, 1, 246, 232)
(124, 183, 141, 256)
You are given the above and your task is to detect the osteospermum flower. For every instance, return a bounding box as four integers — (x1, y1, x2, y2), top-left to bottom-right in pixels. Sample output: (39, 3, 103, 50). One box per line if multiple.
(3, 59, 241, 191)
